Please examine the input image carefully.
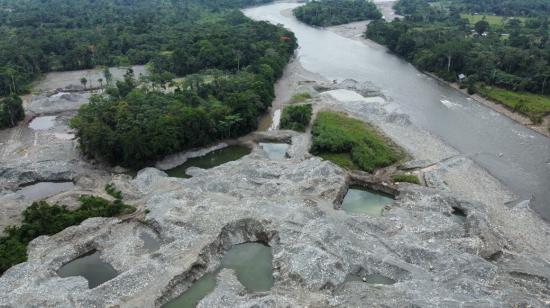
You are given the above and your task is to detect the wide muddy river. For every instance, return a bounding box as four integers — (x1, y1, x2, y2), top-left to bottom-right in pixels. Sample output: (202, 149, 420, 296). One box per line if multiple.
(243, 2, 550, 220)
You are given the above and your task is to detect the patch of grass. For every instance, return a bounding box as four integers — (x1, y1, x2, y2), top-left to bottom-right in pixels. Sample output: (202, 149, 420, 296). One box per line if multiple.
(291, 92, 312, 103)
(0, 196, 135, 275)
(311, 111, 403, 172)
(392, 174, 420, 184)
(318, 153, 359, 170)
(460, 14, 526, 26)
(280, 104, 313, 132)
(478, 86, 550, 122)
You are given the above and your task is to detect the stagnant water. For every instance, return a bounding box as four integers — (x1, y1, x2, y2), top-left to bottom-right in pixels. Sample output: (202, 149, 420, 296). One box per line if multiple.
(17, 181, 74, 201)
(243, 3, 550, 220)
(166, 146, 251, 178)
(57, 250, 118, 289)
(341, 187, 394, 216)
(259, 143, 289, 160)
(140, 231, 161, 253)
(164, 242, 273, 308)
(28, 116, 56, 130)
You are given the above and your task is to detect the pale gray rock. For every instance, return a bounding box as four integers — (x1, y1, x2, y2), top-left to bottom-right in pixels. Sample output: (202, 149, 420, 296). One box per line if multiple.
(1, 152, 549, 307)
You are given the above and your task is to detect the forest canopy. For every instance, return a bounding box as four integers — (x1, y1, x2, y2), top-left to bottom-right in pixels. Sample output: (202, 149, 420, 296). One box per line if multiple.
(70, 13, 297, 167)
(293, 0, 382, 27)
(366, 0, 550, 122)
(0, 0, 273, 97)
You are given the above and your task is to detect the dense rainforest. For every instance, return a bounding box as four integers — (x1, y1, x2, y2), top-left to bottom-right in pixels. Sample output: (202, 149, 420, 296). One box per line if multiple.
(367, 0, 550, 123)
(293, 0, 382, 27)
(0, 0, 274, 128)
(71, 12, 297, 167)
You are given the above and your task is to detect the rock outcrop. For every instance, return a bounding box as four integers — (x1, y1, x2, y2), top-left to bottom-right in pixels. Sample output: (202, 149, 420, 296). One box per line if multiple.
(1, 145, 549, 307)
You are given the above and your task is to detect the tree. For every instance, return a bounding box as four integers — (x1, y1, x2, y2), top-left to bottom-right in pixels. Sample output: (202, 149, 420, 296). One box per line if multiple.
(475, 19, 489, 35)
(0, 96, 25, 129)
(80, 77, 88, 89)
(104, 68, 113, 86)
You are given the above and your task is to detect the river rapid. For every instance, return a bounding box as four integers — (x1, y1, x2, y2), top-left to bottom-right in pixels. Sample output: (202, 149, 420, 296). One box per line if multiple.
(243, 2, 550, 220)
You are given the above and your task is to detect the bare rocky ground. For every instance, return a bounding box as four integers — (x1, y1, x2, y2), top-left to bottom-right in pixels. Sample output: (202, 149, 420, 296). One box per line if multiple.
(0, 68, 144, 230)
(1, 60, 549, 306)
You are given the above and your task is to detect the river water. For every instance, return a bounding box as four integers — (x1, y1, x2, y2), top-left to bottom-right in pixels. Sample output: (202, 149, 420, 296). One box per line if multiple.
(243, 2, 550, 220)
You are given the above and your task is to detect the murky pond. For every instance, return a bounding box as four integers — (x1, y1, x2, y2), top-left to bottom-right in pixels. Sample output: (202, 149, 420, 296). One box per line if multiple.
(260, 143, 289, 160)
(57, 250, 118, 288)
(346, 273, 396, 285)
(222, 242, 273, 292)
(28, 116, 56, 130)
(341, 186, 394, 216)
(140, 231, 161, 253)
(164, 242, 273, 308)
(166, 146, 251, 178)
(17, 181, 74, 201)
(163, 272, 218, 308)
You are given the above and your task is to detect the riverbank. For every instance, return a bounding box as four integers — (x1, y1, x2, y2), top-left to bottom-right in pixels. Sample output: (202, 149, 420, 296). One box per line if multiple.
(325, 21, 550, 138)
(426, 72, 550, 138)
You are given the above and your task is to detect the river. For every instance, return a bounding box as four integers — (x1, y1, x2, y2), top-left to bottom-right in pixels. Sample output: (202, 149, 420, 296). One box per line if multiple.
(243, 2, 550, 220)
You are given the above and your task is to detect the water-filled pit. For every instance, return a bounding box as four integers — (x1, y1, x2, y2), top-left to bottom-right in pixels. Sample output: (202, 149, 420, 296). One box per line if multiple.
(16, 181, 74, 201)
(451, 207, 467, 223)
(140, 231, 161, 253)
(28, 116, 57, 130)
(341, 186, 394, 217)
(259, 142, 289, 160)
(164, 242, 273, 308)
(57, 250, 118, 288)
(166, 145, 251, 178)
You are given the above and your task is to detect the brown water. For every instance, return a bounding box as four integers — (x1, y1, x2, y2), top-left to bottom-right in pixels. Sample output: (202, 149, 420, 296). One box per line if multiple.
(244, 3, 550, 220)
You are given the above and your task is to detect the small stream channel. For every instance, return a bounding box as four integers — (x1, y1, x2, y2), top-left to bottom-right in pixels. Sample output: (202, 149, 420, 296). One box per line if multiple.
(164, 242, 273, 308)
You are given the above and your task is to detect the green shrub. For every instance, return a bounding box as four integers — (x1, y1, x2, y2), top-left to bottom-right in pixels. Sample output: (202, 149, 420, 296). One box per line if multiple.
(0, 196, 135, 274)
(105, 183, 123, 199)
(0, 95, 25, 129)
(280, 104, 312, 132)
(311, 111, 402, 172)
(392, 174, 420, 184)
